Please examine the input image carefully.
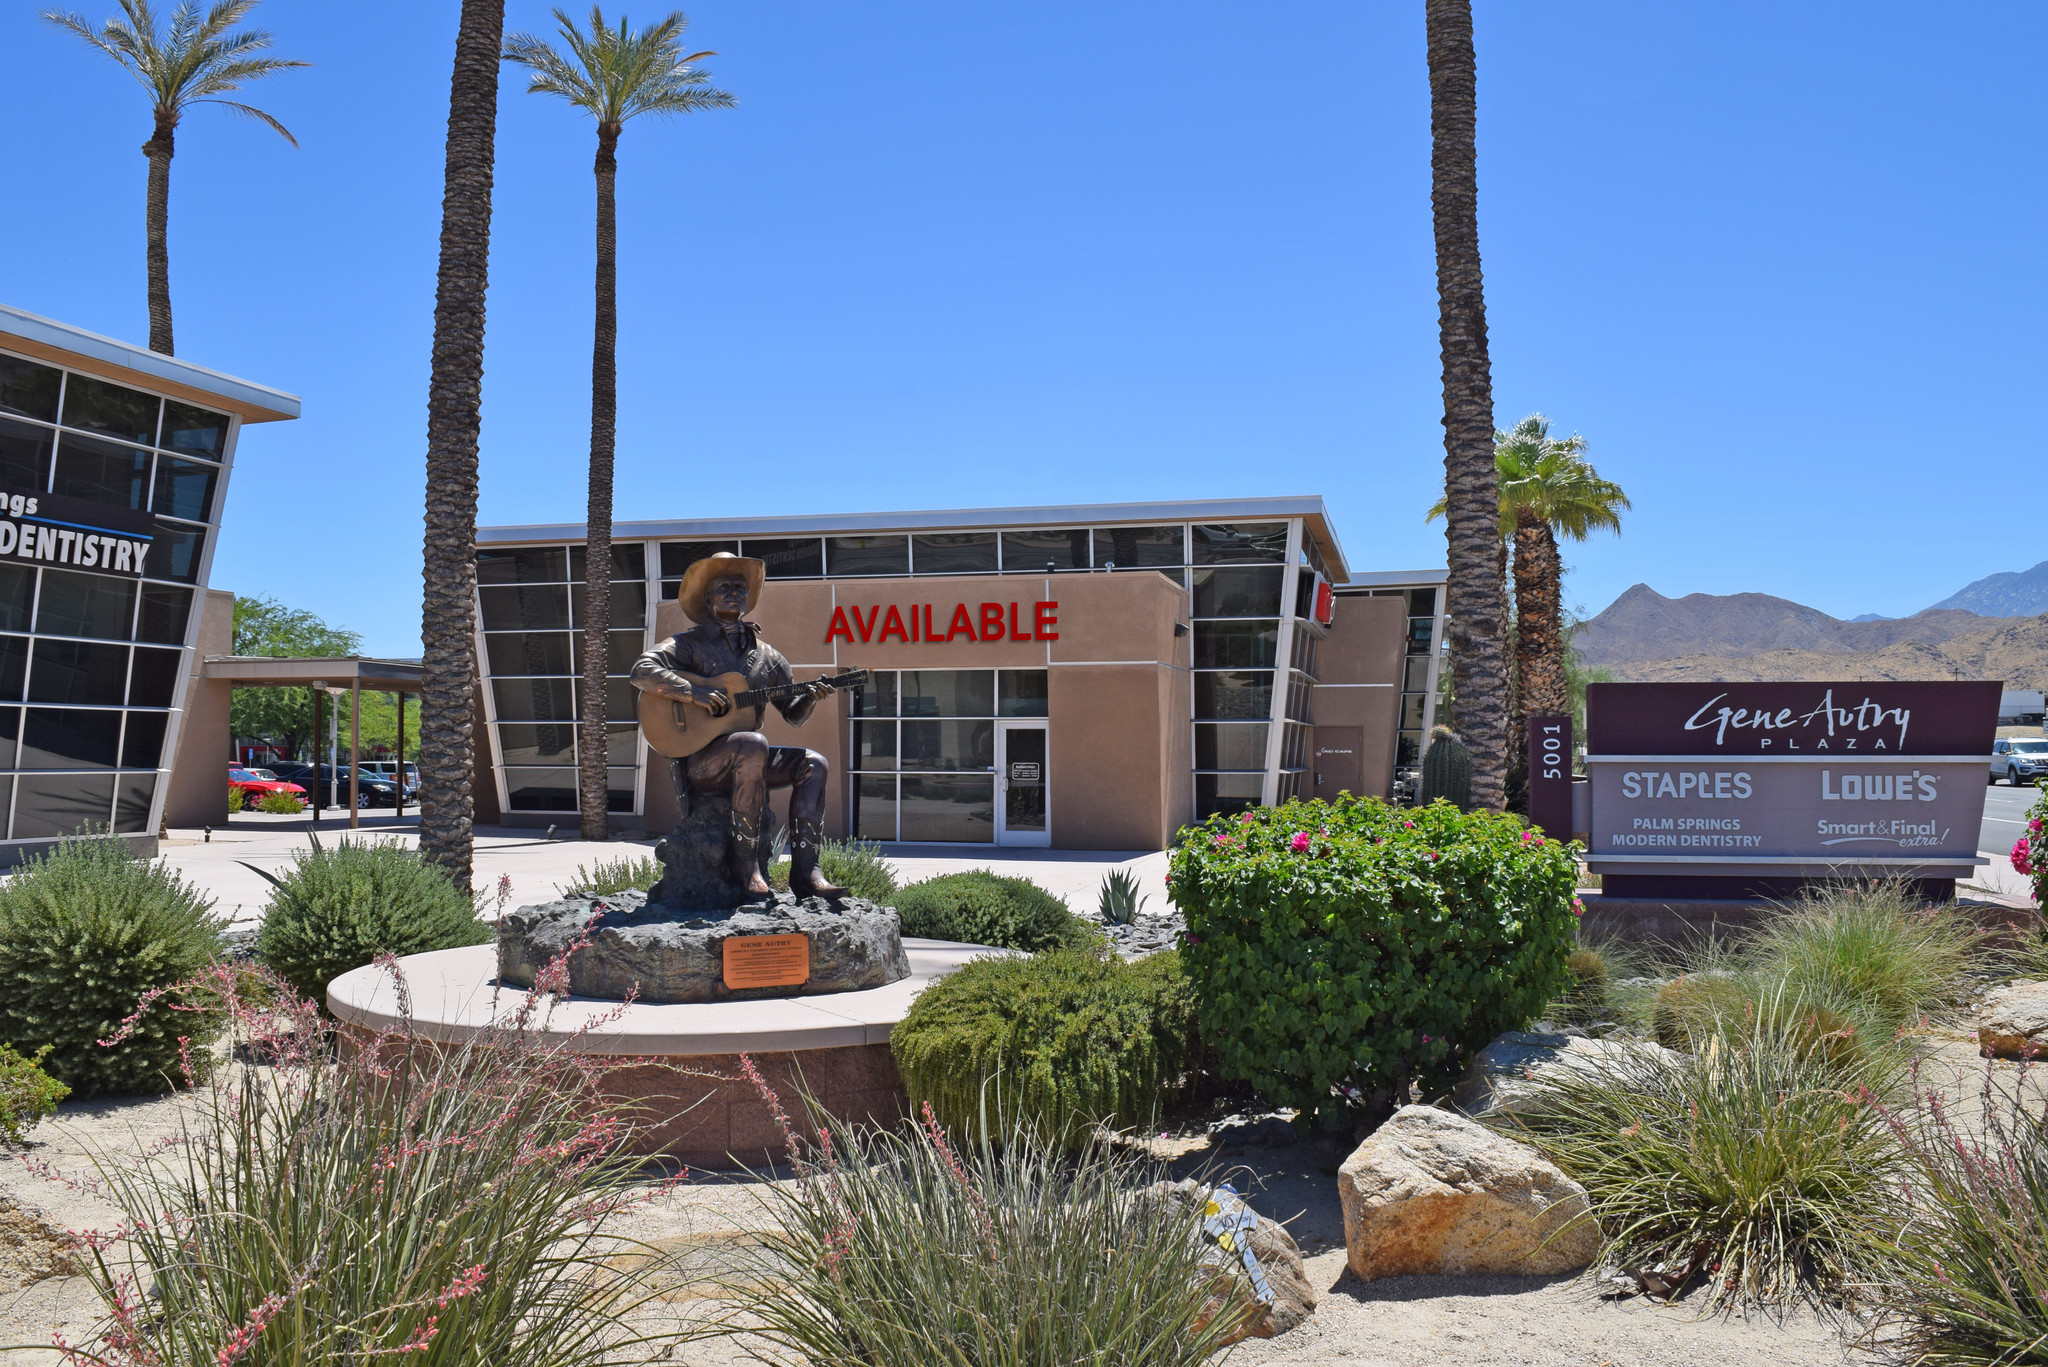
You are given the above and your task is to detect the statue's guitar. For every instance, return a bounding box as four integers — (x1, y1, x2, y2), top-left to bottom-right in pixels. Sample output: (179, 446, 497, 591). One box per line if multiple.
(636, 667, 871, 760)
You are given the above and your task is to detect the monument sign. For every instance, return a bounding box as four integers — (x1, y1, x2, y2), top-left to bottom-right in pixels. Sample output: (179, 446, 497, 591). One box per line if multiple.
(1582, 680, 1999, 898)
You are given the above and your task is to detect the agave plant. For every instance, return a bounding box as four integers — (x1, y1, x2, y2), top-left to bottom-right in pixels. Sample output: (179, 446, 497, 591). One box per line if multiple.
(1097, 867, 1148, 926)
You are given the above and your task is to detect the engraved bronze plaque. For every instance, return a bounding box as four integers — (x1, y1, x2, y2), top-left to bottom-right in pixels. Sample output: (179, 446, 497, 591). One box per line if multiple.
(722, 933, 812, 990)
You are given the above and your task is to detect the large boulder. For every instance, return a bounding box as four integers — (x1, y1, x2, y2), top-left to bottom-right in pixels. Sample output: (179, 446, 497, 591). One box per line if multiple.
(1452, 1030, 1686, 1117)
(1337, 1105, 1600, 1281)
(0, 1192, 82, 1292)
(1977, 980, 2048, 1059)
(1148, 1179, 1315, 1342)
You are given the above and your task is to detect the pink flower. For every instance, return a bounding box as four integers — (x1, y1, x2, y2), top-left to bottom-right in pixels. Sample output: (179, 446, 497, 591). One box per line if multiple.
(1572, 897, 1585, 917)
(2032, 818, 2044, 834)
(1240, 812, 1256, 826)
(1290, 832, 1310, 852)
(2011, 837, 2034, 877)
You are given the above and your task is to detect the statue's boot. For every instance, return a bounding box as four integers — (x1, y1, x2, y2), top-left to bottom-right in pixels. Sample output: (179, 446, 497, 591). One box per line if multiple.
(788, 819, 847, 901)
(728, 811, 773, 898)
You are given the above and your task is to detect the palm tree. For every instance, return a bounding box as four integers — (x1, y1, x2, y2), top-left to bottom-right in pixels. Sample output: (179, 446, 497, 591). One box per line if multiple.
(1423, 0, 1509, 811)
(503, 8, 733, 843)
(418, 0, 508, 888)
(42, 0, 306, 357)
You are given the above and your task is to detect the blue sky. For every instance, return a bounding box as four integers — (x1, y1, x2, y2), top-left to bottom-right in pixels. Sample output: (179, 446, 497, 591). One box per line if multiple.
(1, 2, 2039, 655)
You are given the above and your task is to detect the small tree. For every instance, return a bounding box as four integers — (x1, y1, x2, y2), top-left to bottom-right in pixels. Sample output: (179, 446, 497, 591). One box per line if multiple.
(228, 595, 362, 759)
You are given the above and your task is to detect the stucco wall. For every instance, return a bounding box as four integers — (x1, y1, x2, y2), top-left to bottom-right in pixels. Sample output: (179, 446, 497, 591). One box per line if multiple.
(162, 588, 235, 829)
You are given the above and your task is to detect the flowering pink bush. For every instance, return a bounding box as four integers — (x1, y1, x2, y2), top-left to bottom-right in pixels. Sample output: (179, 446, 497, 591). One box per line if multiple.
(2011, 837, 2034, 878)
(2027, 786, 2048, 903)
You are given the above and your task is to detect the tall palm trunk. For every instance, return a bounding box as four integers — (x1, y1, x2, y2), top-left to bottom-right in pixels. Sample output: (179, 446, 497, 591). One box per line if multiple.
(1425, 0, 1508, 811)
(142, 117, 175, 355)
(579, 122, 621, 842)
(1512, 516, 1568, 722)
(418, 0, 507, 887)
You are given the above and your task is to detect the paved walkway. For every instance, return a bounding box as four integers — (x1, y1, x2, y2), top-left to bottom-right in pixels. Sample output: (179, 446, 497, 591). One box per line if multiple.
(159, 813, 1170, 929)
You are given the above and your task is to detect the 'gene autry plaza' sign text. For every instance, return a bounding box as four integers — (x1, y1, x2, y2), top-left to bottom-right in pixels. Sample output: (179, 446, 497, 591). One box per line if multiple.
(1582, 680, 1998, 897)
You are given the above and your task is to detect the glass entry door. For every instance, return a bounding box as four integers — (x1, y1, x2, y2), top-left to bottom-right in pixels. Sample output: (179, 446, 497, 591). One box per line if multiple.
(996, 722, 1049, 846)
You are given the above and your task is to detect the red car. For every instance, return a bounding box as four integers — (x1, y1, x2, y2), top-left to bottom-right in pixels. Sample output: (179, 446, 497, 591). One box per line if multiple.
(229, 766, 308, 800)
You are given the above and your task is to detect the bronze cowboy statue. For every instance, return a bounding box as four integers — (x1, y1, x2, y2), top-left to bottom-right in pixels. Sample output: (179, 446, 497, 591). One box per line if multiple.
(630, 552, 863, 901)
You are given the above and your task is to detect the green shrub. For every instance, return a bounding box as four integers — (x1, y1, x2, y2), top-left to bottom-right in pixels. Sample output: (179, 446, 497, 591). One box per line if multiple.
(252, 836, 490, 1006)
(256, 790, 304, 815)
(893, 949, 1195, 1150)
(1748, 881, 1979, 1034)
(226, 784, 247, 813)
(1502, 988, 1905, 1313)
(729, 1077, 1253, 1366)
(1169, 795, 1578, 1119)
(0, 1042, 69, 1143)
(557, 852, 661, 896)
(892, 870, 1088, 951)
(767, 838, 899, 902)
(0, 834, 223, 1098)
(1096, 867, 1148, 925)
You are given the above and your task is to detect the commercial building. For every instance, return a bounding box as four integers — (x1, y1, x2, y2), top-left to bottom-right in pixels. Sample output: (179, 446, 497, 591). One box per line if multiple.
(473, 499, 1445, 849)
(0, 305, 298, 858)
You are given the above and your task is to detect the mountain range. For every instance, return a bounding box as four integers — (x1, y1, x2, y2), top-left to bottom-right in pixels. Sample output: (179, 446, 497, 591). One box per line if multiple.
(1927, 560, 2048, 617)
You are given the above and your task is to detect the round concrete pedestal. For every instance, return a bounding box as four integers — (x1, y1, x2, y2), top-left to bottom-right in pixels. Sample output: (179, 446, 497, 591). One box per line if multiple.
(327, 938, 997, 1167)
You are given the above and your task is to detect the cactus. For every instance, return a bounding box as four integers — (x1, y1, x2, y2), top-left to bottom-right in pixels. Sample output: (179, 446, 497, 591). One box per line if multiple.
(1418, 725, 1472, 810)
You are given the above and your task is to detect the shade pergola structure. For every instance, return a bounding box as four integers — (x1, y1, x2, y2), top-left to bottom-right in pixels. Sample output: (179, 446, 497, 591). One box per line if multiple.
(203, 656, 423, 829)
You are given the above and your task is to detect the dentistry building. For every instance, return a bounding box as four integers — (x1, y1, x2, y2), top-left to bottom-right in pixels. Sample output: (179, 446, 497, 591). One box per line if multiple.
(472, 499, 1445, 850)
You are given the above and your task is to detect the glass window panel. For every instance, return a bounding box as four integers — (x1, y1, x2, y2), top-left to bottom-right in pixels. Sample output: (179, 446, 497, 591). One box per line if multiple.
(569, 630, 650, 679)
(1195, 721, 1269, 771)
(852, 720, 897, 771)
(570, 582, 646, 629)
(1190, 566, 1284, 618)
(569, 543, 646, 582)
(849, 671, 897, 717)
(13, 773, 115, 839)
(1091, 525, 1183, 569)
(121, 710, 167, 768)
(1194, 670, 1272, 720)
(1192, 620, 1277, 669)
(1195, 772, 1263, 821)
(1000, 529, 1089, 573)
(478, 584, 569, 631)
(1403, 656, 1432, 693)
(504, 767, 578, 811)
(0, 356, 60, 423)
(28, 640, 128, 706)
(137, 583, 191, 644)
(1397, 730, 1422, 768)
(853, 774, 896, 842)
(605, 724, 637, 765)
(900, 719, 994, 771)
(1406, 587, 1439, 617)
(911, 532, 997, 575)
(606, 768, 636, 814)
(1407, 617, 1435, 653)
(476, 547, 568, 585)
(900, 669, 994, 718)
(128, 646, 181, 707)
(151, 457, 218, 522)
(573, 678, 637, 723)
(114, 772, 158, 833)
(657, 540, 740, 586)
(495, 722, 575, 765)
(997, 669, 1048, 717)
(21, 707, 122, 768)
(161, 401, 228, 457)
(52, 432, 150, 509)
(741, 537, 823, 579)
(37, 569, 135, 640)
(0, 636, 24, 702)
(1401, 694, 1428, 729)
(1190, 522, 1287, 565)
(144, 518, 205, 583)
(0, 417, 54, 492)
(0, 568, 29, 635)
(0, 708, 18, 766)
(898, 774, 994, 842)
(491, 678, 574, 722)
(827, 535, 909, 577)
(60, 376, 159, 446)
(485, 631, 571, 676)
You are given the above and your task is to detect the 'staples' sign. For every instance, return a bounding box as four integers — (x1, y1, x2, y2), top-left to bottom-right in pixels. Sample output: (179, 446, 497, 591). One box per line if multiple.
(827, 599, 1059, 645)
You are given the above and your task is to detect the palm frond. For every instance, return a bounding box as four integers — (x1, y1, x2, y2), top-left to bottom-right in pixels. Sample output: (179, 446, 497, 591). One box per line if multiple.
(194, 98, 296, 145)
(45, 0, 303, 126)
(505, 5, 733, 128)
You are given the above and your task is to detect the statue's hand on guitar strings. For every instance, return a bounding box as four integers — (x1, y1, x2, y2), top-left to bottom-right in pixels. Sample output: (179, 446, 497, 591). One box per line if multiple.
(686, 685, 731, 716)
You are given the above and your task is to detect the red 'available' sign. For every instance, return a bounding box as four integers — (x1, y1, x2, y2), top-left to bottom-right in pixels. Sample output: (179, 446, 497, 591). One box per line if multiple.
(826, 599, 1059, 645)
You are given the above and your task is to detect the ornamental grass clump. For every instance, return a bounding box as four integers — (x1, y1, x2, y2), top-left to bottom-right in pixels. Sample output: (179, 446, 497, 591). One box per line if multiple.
(558, 852, 662, 896)
(0, 831, 222, 1097)
(1169, 794, 1578, 1119)
(892, 948, 1195, 1150)
(892, 870, 1088, 951)
(1747, 881, 1980, 1032)
(252, 835, 491, 1006)
(769, 838, 899, 902)
(255, 789, 304, 814)
(1867, 1066, 2048, 1365)
(1502, 989, 1905, 1314)
(726, 1065, 1255, 1367)
(40, 958, 684, 1367)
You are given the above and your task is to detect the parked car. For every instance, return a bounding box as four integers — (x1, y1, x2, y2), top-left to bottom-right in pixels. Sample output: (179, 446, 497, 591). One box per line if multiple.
(360, 762, 420, 788)
(1989, 737, 2048, 786)
(228, 766, 307, 800)
(265, 763, 406, 808)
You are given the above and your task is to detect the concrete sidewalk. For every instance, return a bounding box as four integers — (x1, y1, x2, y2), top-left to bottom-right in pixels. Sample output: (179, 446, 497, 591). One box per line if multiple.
(158, 813, 1170, 929)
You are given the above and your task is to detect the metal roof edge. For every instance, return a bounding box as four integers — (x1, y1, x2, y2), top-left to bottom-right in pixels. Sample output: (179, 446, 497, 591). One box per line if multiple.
(1339, 568, 1449, 588)
(1, 304, 301, 421)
